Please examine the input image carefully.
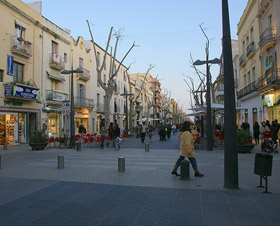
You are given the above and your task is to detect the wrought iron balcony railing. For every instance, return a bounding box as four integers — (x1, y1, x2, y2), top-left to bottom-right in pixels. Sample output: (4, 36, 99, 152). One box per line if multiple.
(74, 96, 94, 108)
(237, 81, 257, 99)
(259, 27, 276, 49)
(256, 68, 280, 90)
(246, 41, 255, 58)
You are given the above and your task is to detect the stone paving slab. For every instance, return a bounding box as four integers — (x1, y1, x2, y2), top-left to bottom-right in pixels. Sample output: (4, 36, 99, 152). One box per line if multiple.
(0, 144, 279, 193)
(0, 178, 279, 226)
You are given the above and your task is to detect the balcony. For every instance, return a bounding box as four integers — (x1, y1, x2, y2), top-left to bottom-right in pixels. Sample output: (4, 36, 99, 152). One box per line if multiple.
(46, 90, 69, 104)
(246, 41, 255, 59)
(237, 81, 257, 99)
(256, 68, 280, 91)
(258, 0, 271, 15)
(49, 53, 65, 70)
(239, 54, 246, 67)
(76, 67, 91, 81)
(259, 27, 276, 51)
(74, 96, 94, 108)
(10, 36, 32, 58)
(95, 103, 105, 112)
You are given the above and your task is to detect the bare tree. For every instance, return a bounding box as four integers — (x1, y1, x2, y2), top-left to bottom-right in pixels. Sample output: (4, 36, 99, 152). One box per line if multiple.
(161, 88, 172, 123)
(87, 20, 136, 128)
(125, 65, 154, 130)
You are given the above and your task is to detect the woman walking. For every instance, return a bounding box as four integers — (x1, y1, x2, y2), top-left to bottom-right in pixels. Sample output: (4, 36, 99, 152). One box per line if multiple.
(171, 121, 204, 177)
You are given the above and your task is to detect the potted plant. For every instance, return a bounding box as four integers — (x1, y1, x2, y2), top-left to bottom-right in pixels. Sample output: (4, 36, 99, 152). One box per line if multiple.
(237, 129, 254, 153)
(29, 129, 48, 150)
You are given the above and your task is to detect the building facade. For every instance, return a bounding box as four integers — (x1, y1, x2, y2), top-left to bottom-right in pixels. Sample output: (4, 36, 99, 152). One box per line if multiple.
(0, 0, 42, 145)
(237, 0, 262, 133)
(257, 0, 280, 122)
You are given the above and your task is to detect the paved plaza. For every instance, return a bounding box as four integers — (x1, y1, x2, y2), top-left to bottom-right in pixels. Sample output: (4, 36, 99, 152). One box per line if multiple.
(0, 134, 279, 225)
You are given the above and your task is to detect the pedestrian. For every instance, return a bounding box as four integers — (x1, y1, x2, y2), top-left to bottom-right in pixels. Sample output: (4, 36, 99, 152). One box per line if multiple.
(78, 124, 84, 134)
(270, 121, 278, 146)
(172, 124, 176, 135)
(253, 121, 260, 144)
(114, 124, 121, 149)
(171, 121, 204, 177)
(158, 123, 165, 141)
(260, 121, 270, 141)
(241, 120, 250, 131)
(265, 120, 271, 129)
(100, 121, 106, 149)
(107, 122, 115, 147)
(148, 123, 153, 141)
(167, 124, 171, 140)
(140, 122, 146, 143)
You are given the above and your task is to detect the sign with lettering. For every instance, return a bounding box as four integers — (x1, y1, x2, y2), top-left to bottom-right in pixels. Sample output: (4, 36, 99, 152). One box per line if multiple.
(5, 84, 39, 100)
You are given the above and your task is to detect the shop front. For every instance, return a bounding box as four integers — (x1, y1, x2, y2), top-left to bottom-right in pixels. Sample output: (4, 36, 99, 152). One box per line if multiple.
(0, 110, 39, 145)
(74, 109, 89, 134)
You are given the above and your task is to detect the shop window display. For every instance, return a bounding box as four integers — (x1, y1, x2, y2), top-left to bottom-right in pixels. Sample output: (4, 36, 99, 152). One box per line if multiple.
(48, 113, 60, 137)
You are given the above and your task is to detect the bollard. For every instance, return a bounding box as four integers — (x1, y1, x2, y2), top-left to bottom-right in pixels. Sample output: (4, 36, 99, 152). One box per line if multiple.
(118, 157, 125, 172)
(76, 142, 81, 152)
(145, 143, 149, 152)
(180, 159, 190, 180)
(3, 142, 7, 150)
(57, 155, 64, 169)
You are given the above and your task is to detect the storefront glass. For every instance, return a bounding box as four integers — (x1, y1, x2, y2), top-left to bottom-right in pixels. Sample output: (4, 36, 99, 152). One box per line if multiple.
(0, 112, 27, 145)
(48, 112, 60, 137)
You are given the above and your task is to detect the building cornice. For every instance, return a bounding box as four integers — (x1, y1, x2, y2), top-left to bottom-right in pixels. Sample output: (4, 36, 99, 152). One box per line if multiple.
(1, 0, 70, 45)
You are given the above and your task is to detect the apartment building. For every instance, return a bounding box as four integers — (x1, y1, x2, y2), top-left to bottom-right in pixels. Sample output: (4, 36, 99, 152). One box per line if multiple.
(0, 0, 42, 145)
(41, 16, 71, 138)
(257, 0, 280, 122)
(237, 0, 262, 132)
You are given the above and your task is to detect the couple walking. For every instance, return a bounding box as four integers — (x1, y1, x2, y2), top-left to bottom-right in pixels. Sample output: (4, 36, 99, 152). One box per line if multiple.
(172, 121, 204, 177)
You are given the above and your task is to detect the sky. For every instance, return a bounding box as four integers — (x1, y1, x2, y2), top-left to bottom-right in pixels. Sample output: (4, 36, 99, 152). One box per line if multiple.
(23, 0, 248, 113)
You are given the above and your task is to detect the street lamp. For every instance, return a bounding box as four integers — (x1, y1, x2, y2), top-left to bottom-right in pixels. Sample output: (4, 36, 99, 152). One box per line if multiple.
(193, 58, 221, 151)
(61, 66, 83, 148)
(120, 91, 133, 134)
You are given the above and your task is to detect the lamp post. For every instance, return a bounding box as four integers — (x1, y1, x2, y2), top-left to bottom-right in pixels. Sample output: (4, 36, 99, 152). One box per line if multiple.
(120, 91, 133, 134)
(222, 0, 239, 189)
(193, 58, 221, 151)
(61, 66, 83, 148)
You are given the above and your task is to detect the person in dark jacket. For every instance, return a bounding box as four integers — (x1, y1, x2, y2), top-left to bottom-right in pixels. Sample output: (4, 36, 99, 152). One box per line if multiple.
(107, 122, 115, 147)
(270, 121, 279, 146)
(253, 121, 260, 144)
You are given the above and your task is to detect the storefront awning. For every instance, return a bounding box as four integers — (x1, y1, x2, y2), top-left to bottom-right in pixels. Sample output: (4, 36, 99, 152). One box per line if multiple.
(42, 108, 61, 113)
(47, 71, 65, 82)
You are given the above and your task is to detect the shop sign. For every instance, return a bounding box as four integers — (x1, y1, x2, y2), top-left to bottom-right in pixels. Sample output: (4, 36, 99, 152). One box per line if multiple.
(53, 91, 68, 101)
(5, 84, 39, 100)
(4, 99, 23, 106)
(74, 111, 89, 118)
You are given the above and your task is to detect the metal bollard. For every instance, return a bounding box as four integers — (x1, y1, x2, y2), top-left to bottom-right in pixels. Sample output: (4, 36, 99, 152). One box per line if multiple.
(76, 142, 81, 152)
(3, 142, 7, 150)
(57, 155, 64, 169)
(180, 159, 190, 180)
(118, 157, 125, 172)
(145, 143, 149, 152)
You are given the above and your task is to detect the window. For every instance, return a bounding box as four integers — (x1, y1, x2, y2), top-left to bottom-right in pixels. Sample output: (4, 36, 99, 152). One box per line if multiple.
(242, 41, 246, 55)
(246, 36, 249, 48)
(250, 27, 254, 42)
(244, 74, 247, 87)
(103, 74, 106, 85)
(13, 62, 23, 83)
(269, 15, 272, 29)
(123, 71, 126, 81)
(97, 93, 100, 105)
(0, 70, 3, 82)
(79, 57, 84, 69)
(248, 71, 251, 85)
(252, 67, 256, 82)
(15, 23, 25, 40)
(51, 41, 58, 55)
(64, 53, 67, 63)
(51, 79, 58, 91)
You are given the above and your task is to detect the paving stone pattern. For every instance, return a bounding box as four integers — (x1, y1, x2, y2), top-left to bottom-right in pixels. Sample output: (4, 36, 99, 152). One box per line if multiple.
(0, 134, 279, 225)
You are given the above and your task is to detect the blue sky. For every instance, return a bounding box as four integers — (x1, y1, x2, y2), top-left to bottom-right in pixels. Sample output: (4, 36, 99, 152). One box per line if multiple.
(23, 0, 248, 113)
